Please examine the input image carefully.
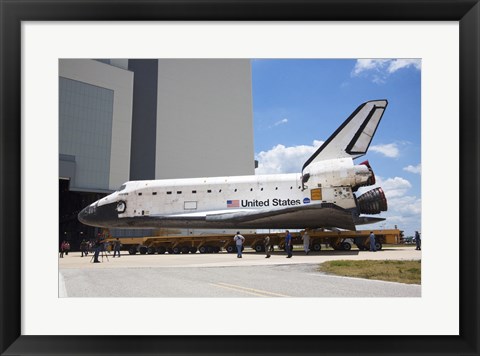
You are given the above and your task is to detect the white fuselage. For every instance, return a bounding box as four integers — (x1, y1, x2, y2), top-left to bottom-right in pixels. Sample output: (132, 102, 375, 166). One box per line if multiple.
(96, 158, 368, 220)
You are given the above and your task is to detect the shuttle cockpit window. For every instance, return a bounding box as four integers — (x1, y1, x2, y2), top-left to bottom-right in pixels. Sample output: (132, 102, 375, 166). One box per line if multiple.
(117, 184, 127, 192)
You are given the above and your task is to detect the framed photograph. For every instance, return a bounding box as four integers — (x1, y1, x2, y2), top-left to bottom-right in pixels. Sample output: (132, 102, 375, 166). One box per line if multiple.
(1, 0, 479, 355)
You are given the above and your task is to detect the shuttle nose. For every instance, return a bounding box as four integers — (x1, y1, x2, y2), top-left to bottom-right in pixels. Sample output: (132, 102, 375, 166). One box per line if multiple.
(78, 201, 120, 227)
(78, 203, 99, 226)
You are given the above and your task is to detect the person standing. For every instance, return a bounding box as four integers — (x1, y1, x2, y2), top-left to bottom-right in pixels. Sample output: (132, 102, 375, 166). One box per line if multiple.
(264, 235, 271, 258)
(93, 235, 105, 263)
(59, 240, 66, 258)
(285, 230, 293, 258)
(234, 232, 245, 258)
(369, 231, 376, 252)
(80, 239, 88, 257)
(113, 238, 122, 258)
(415, 231, 421, 250)
(302, 230, 310, 255)
(64, 241, 70, 256)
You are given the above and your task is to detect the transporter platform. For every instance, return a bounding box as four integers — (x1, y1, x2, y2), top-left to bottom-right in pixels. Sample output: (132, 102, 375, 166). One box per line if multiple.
(103, 229, 403, 255)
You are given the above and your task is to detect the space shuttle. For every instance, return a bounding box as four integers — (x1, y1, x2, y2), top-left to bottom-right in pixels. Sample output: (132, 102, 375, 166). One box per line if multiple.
(78, 99, 388, 231)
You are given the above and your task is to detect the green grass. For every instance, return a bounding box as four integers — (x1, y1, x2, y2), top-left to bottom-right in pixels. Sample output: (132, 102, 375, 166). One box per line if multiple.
(318, 260, 421, 284)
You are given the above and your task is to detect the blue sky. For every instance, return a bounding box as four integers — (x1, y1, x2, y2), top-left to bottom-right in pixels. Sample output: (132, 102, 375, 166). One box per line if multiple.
(251, 59, 421, 237)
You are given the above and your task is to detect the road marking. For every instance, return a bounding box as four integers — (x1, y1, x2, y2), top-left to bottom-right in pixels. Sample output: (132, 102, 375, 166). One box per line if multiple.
(212, 282, 291, 297)
(211, 283, 268, 297)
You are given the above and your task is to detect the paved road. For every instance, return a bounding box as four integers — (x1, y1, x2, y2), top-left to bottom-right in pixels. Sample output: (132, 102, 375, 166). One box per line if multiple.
(59, 247, 421, 269)
(60, 249, 421, 297)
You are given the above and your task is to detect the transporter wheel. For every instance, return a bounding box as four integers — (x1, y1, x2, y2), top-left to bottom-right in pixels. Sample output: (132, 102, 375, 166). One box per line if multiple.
(147, 247, 156, 254)
(172, 247, 181, 254)
(206, 246, 214, 253)
(311, 242, 321, 252)
(375, 241, 383, 251)
(181, 246, 190, 254)
(226, 245, 236, 253)
(254, 245, 265, 253)
(190, 247, 198, 254)
(332, 243, 343, 250)
(213, 246, 220, 253)
(341, 242, 352, 251)
(156, 246, 166, 254)
(139, 246, 148, 255)
(128, 247, 137, 255)
(199, 246, 207, 254)
(167, 248, 173, 254)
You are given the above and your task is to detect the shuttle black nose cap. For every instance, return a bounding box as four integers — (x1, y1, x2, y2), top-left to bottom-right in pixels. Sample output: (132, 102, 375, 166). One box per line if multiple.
(78, 204, 97, 226)
(78, 201, 119, 227)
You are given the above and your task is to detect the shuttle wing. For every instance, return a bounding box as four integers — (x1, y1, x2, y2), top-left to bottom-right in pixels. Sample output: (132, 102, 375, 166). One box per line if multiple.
(208, 204, 357, 230)
(302, 100, 388, 172)
(155, 204, 363, 230)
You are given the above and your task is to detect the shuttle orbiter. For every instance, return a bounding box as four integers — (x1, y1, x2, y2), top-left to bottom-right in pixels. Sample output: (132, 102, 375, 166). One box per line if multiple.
(79, 100, 388, 231)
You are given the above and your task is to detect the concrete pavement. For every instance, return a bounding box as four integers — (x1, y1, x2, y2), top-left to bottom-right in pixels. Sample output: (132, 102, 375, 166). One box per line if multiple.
(59, 246, 421, 297)
(59, 246, 421, 269)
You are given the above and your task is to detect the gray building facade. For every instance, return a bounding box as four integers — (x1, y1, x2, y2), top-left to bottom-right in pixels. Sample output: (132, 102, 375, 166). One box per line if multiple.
(59, 59, 134, 192)
(59, 59, 254, 244)
(155, 59, 254, 179)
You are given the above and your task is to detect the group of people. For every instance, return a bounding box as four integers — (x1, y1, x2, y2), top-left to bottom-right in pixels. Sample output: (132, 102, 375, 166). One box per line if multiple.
(79, 239, 91, 257)
(59, 236, 123, 263)
(233, 229, 312, 259)
(92, 236, 122, 263)
(59, 240, 70, 258)
(233, 229, 411, 256)
(62, 230, 422, 262)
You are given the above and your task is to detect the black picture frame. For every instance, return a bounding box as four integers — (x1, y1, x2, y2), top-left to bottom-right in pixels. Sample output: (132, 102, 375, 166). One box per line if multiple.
(1, 1, 479, 355)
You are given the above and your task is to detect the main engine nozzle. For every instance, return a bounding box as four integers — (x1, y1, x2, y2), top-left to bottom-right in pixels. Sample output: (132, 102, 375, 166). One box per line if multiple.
(357, 187, 387, 214)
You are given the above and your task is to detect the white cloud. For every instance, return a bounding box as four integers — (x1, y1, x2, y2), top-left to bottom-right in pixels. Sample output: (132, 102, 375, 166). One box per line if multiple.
(387, 59, 421, 73)
(371, 75, 386, 85)
(272, 118, 288, 127)
(403, 164, 421, 174)
(381, 176, 411, 191)
(370, 143, 400, 158)
(255, 141, 323, 174)
(359, 176, 421, 236)
(352, 59, 421, 84)
(360, 176, 411, 199)
(389, 196, 422, 215)
(255, 141, 400, 173)
(352, 59, 390, 76)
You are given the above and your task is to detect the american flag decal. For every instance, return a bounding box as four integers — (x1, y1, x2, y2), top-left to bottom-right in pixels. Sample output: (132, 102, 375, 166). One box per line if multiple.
(227, 200, 239, 208)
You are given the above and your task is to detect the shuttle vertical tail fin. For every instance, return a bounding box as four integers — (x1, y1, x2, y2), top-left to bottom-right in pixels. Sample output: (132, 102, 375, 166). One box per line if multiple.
(302, 100, 388, 173)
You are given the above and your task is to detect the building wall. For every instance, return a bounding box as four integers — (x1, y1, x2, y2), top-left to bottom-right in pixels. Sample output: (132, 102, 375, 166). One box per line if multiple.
(59, 78, 114, 190)
(155, 59, 254, 179)
(59, 59, 254, 187)
(128, 59, 159, 180)
(59, 59, 134, 191)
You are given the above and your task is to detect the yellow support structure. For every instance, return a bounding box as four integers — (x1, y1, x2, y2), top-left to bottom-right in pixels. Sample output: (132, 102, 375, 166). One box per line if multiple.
(105, 228, 403, 255)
